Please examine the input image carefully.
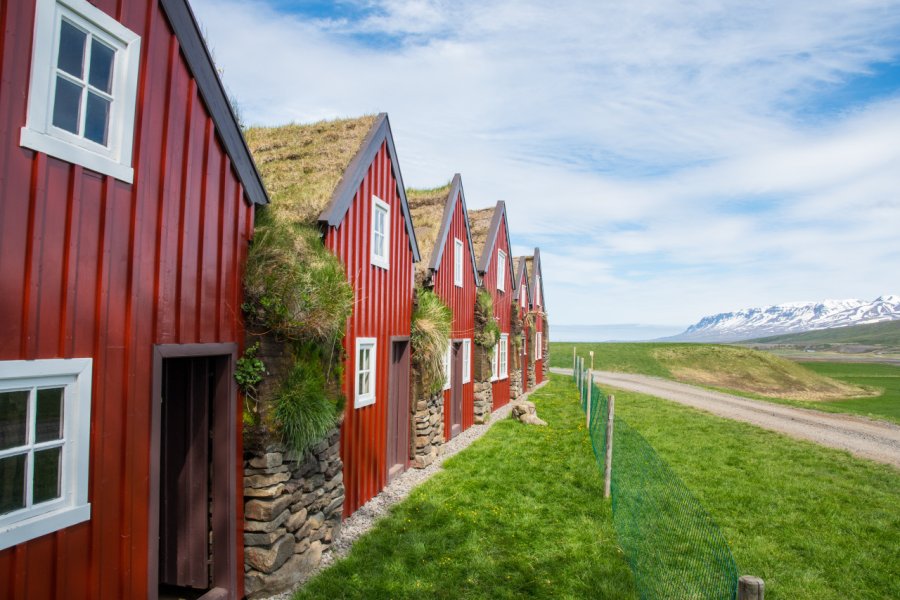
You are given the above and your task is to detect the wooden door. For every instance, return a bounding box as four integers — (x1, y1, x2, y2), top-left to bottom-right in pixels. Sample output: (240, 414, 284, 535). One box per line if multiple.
(450, 342, 463, 438)
(159, 357, 211, 591)
(386, 340, 410, 482)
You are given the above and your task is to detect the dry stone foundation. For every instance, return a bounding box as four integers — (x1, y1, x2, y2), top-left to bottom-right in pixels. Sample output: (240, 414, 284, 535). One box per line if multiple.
(472, 343, 494, 423)
(242, 428, 344, 598)
(412, 390, 444, 468)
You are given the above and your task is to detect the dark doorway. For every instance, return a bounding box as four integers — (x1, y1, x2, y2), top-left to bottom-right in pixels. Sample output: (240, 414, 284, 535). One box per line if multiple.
(449, 342, 463, 438)
(150, 344, 237, 600)
(386, 338, 410, 483)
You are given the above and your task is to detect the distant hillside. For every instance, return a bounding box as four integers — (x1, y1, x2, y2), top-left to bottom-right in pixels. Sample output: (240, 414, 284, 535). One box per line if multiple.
(746, 319, 900, 346)
(661, 295, 900, 342)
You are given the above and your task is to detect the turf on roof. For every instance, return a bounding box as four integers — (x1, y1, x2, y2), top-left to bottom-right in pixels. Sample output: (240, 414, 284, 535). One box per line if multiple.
(514, 256, 529, 290)
(245, 115, 378, 226)
(406, 183, 452, 281)
(468, 207, 496, 268)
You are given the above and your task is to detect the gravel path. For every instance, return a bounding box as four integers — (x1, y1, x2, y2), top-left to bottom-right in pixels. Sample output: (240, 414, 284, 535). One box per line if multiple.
(552, 367, 900, 468)
(261, 381, 548, 599)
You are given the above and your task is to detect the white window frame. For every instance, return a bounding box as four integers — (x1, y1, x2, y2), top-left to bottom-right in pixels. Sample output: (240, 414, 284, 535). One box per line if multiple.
(535, 275, 541, 307)
(497, 250, 506, 292)
(442, 342, 452, 391)
(21, 0, 141, 183)
(499, 334, 509, 380)
(354, 338, 377, 408)
(370, 196, 390, 270)
(453, 238, 464, 288)
(490, 343, 498, 382)
(462, 339, 471, 384)
(536, 332, 543, 360)
(0, 358, 92, 551)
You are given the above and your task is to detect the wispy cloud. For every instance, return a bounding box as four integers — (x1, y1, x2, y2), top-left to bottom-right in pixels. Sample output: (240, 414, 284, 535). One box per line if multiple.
(194, 0, 900, 326)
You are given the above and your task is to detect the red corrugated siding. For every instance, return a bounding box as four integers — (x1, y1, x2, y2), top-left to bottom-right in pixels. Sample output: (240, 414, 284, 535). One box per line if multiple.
(433, 190, 476, 439)
(0, 1, 253, 598)
(324, 141, 414, 517)
(534, 264, 544, 384)
(517, 269, 531, 392)
(479, 215, 512, 409)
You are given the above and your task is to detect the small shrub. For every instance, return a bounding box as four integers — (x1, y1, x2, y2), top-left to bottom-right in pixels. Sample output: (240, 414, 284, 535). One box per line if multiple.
(411, 289, 453, 395)
(235, 342, 266, 426)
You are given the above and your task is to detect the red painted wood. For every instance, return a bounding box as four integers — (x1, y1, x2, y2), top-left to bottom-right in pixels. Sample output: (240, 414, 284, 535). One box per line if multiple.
(325, 141, 414, 517)
(532, 259, 545, 384)
(0, 1, 254, 597)
(516, 263, 531, 392)
(432, 189, 477, 439)
(477, 213, 513, 409)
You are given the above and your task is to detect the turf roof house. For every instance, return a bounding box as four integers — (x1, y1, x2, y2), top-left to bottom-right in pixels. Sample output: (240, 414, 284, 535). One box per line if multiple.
(511, 256, 533, 399)
(0, 0, 267, 598)
(407, 175, 480, 465)
(469, 202, 516, 421)
(246, 114, 420, 518)
(526, 249, 549, 386)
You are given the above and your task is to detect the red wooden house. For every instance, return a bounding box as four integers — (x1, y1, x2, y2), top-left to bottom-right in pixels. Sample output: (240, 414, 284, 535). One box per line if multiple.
(0, 0, 268, 598)
(246, 114, 420, 517)
(469, 202, 515, 416)
(512, 255, 533, 396)
(407, 174, 479, 443)
(526, 248, 548, 384)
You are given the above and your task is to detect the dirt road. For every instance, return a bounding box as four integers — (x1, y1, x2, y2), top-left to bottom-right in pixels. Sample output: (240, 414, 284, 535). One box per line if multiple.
(551, 368, 900, 468)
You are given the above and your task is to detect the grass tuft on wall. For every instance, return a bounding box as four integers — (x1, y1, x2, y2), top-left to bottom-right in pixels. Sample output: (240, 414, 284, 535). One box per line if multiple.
(474, 289, 500, 348)
(411, 289, 453, 396)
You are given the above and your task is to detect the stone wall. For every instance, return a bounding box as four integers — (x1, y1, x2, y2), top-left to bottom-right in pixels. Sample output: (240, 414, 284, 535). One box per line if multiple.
(243, 431, 344, 598)
(509, 342, 523, 400)
(412, 388, 444, 468)
(472, 343, 494, 423)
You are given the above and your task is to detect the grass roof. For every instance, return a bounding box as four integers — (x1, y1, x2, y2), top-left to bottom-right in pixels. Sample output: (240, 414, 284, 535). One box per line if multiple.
(245, 115, 378, 226)
(407, 183, 453, 280)
(514, 256, 529, 290)
(468, 207, 496, 268)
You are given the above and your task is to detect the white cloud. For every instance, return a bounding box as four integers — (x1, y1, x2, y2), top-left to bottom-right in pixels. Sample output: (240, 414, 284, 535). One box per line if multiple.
(194, 0, 900, 327)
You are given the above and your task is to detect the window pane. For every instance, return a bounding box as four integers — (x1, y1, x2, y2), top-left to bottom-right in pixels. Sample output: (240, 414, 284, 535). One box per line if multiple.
(57, 20, 86, 78)
(33, 447, 62, 504)
(361, 372, 370, 395)
(84, 92, 110, 145)
(0, 454, 26, 515)
(0, 390, 29, 450)
(89, 39, 115, 93)
(52, 76, 83, 134)
(36, 388, 64, 443)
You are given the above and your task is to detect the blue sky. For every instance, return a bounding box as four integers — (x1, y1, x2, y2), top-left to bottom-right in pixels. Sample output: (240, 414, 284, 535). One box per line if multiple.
(194, 0, 900, 334)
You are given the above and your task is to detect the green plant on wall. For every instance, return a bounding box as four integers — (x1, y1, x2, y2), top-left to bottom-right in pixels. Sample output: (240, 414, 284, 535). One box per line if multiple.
(411, 289, 453, 396)
(241, 206, 354, 453)
(235, 342, 266, 426)
(475, 289, 500, 348)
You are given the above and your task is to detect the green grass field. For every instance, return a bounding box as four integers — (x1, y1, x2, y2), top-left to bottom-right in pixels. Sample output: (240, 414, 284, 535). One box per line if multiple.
(747, 319, 900, 346)
(295, 376, 637, 599)
(295, 375, 900, 599)
(551, 342, 900, 422)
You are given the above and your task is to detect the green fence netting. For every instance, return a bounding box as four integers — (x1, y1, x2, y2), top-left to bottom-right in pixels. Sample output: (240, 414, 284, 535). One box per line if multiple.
(573, 363, 739, 600)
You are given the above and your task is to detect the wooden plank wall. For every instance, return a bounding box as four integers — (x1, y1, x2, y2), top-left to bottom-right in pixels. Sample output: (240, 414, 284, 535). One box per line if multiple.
(434, 190, 476, 439)
(0, 1, 253, 597)
(325, 140, 414, 517)
(480, 214, 512, 409)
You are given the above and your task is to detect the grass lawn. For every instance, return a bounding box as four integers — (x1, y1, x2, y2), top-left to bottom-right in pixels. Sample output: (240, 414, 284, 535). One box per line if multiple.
(295, 376, 637, 599)
(611, 379, 900, 600)
(797, 362, 900, 421)
(552, 342, 900, 423)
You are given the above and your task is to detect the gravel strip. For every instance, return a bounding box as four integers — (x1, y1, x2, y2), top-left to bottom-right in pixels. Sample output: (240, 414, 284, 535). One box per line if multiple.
(260, 381, 548, 600)
(553, 367, 900, 468)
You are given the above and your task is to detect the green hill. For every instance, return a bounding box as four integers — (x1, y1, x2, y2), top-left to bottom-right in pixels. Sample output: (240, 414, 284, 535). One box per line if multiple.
(746, 320, 900, 346)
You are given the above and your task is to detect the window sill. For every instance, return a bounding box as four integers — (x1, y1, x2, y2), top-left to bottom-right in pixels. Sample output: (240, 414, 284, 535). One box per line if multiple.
(21, 127, 133, 183)
(370, 257, 390, 270)
(0, 503, 91, 551)
(354, 395, 375, 409)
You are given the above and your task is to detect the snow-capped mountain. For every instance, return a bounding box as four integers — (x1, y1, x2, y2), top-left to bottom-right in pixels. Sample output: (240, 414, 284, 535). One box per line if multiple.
(662, 295, 900, 342)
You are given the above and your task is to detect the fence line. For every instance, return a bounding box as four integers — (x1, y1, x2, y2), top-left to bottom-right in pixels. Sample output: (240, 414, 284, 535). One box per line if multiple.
(571, 361, 741, 600)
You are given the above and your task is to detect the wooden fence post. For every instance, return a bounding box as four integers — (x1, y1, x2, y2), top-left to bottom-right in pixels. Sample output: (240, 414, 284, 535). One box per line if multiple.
(738, 576, 764, 600)
(573, 346, 576, 372)
(586, 368, 592, 429)
(604, 394, 615, 499)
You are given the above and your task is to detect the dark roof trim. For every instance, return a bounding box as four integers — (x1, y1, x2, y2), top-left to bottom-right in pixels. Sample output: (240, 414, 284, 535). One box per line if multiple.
(318, 113, 421, 262)
(475, 201, 515, 287)
(160, 0, 269, 206)
(530, 247, 545, 308)
(427, 174, 480, 285)
(513, 256, 532, 304)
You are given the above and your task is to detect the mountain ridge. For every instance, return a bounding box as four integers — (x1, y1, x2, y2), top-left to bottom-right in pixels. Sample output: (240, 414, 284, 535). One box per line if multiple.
(661, 295, 900, 342)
